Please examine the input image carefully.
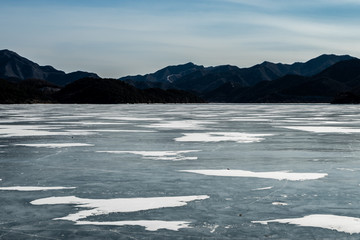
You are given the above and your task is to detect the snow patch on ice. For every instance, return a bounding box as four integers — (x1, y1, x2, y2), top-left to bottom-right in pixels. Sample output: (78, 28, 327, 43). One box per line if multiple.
(0, 125, 95, 137)
(143, 120, 213, 130)
(272, 202, 288, 206)
(101, 117, 163, 121)
(89, 129, 157, 133)
(252, 186, 273, 191)
(179, 169, 327, 181)
(31, 195, 209, 231)
(68, 129, 156, 133)
(253, 214, 360, 234)
(75, 220, 191, 231)
(175, 132, 273, 143)
(282, 126, 360, 133)
(97, 150, 200, 161)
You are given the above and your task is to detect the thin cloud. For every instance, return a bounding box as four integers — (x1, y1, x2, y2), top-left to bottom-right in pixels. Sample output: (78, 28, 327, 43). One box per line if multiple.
(1, 1, 359, 77)
(218, 0, 360, 8)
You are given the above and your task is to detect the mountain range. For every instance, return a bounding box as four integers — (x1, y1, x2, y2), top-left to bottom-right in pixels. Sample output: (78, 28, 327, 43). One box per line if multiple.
(204, 58, 360, 103)
(0, 49, 359, 104)
(120, 54, 354, 93)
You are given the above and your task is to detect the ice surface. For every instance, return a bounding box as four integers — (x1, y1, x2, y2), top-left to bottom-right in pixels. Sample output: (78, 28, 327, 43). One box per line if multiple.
(253, 214, 360, 234)
(2, 104, 360, 238)
(175, 132, 273, 143)
(0, 186, 76, 191)
(180, 169, 328, 181)
(15, 143, 93, 148)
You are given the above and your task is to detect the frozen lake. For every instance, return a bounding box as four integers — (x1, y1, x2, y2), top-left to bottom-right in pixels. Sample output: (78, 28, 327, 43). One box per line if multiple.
(1, 104, 360, 239)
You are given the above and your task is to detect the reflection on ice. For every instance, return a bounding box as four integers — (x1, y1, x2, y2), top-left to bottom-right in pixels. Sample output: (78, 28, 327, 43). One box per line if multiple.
(0, 186, 76, 191)
(175, 132, 273, 143)
(31, 195, 209, 231)
(253, 214, 360, 234)
(15, 143, 93, 148)
(180, 169, 328, 181)
(97, 150, 200, 161)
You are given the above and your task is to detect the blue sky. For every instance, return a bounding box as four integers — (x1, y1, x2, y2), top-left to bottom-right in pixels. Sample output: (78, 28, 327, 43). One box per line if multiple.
(1, 0, 360, 77)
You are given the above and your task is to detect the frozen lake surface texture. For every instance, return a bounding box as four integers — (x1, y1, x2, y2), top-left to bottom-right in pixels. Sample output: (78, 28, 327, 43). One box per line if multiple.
(1, 104, 360, 239)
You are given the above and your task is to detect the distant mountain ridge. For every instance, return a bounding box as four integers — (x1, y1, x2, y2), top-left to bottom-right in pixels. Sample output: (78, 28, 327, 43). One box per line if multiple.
(120, 54, 354, 94)
(204, 58, 360, 103)
(1, 49, 354, 91)
(120, 62, 205, 90)
(0, 49, 99, 86)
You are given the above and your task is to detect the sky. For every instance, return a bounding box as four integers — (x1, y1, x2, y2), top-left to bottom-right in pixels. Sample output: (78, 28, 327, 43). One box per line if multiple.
(1, 0, 360, 78)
